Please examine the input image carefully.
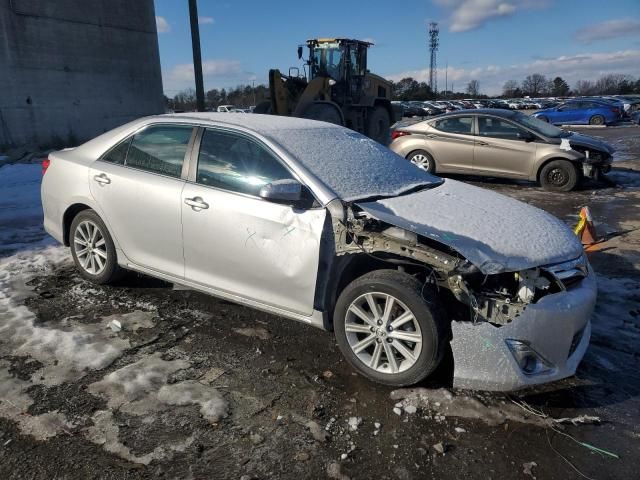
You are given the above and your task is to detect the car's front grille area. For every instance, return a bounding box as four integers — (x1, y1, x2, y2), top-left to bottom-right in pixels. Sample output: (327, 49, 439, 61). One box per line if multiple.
(544, 256, 589, 290)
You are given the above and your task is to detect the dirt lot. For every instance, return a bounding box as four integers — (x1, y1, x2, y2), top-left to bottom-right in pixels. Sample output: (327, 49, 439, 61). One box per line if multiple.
(1, 125, 639, 479)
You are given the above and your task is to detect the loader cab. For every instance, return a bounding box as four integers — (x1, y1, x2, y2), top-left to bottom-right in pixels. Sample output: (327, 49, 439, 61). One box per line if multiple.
(307, 39, 369, 83)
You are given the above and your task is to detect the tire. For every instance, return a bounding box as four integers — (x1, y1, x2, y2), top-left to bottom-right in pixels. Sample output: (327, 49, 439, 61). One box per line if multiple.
(253, 101, 272, 114)
(407, 149, 436, 173)
(537, 115, 549, 123)
(589, 115, 605, 126)
(334, 270, 448, 387)
(539, 160, 579, 192)
(302, 103, 343, 126)
(70, 210, 123, 284)
(366, 106, 392, 145)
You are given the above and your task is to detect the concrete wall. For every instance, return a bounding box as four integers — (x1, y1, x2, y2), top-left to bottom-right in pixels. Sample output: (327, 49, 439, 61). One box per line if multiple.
(0, 0, 164, 148)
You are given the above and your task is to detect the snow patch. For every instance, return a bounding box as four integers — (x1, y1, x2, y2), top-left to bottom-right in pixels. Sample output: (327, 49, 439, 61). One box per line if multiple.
(391, 388, 551, 427)
(85, 410, 195, 465)
(157, 380, 228, 423)
(0, 362, 73, 440)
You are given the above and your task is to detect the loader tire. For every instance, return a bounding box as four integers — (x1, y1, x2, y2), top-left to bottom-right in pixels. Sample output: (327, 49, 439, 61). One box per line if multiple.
(367, 106, 391, 145)
(302, 103, 343, 126)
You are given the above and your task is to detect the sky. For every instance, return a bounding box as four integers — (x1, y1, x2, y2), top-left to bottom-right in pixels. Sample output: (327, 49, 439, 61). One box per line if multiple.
(154, 0, 640, 96)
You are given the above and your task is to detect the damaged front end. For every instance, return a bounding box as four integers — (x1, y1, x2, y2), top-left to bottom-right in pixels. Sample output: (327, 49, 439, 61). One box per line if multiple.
(332, 205, 583, 327)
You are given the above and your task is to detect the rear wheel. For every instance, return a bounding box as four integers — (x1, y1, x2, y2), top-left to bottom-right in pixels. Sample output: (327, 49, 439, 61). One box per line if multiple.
(367, 106, 392, 145)
(407, 149, 435, 173)
(334, 270, 448, 386)
(539, 160, 579, 192)
(303, 103, 343, 125)
(589, 115, 605, 126)
(70, 210, 123, 284)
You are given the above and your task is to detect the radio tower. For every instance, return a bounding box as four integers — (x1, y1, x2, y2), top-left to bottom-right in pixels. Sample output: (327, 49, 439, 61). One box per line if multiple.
(428, 22, 439, 96)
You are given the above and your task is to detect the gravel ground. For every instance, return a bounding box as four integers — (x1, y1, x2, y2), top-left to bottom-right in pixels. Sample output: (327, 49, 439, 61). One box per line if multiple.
(0, 125, 639, 479)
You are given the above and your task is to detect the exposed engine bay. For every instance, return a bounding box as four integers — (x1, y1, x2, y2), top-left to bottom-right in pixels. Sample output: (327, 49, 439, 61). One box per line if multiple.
(332, 206, 579, 327)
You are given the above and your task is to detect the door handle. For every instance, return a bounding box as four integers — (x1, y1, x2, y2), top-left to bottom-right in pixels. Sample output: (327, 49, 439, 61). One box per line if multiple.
(93, 173, 111, 185)
(476, 141, 489, 146)
(184, 196, 209, 210)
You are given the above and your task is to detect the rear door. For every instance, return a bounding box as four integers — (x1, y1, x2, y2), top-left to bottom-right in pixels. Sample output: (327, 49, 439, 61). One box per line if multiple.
(473, 116, 537, 178)
(426, 116, 475, 172)
(181, 127, 326, 315)
(89, 124, 194, 278)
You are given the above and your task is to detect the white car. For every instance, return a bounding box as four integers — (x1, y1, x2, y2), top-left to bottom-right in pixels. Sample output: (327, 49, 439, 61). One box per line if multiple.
(41, 113, 595, 391)
(216, 105, 236, 113)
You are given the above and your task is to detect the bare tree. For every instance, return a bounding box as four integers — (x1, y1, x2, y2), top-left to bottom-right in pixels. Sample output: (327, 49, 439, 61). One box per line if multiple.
(521, 74, 548, 97)
(466, 79, 480, 97)
(574, 80, 596, 96)
(594, 74, 634, 95)
(502, 80, 519, 98)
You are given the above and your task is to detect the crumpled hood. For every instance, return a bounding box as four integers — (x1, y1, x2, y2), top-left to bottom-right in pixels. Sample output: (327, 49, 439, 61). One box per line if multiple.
(355, 179, 583, 274)
(566, 132, 615, 155)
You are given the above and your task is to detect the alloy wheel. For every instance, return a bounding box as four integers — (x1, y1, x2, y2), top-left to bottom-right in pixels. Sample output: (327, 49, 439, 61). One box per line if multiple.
(410, 154, 431, 171)
(344, 292, 423, 374)
(547, 167, 569, 187)
(73, 220, 108, 275)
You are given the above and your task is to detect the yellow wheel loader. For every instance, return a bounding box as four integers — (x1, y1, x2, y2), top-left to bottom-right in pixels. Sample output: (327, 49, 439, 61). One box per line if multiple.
(254, 38, 401, 144)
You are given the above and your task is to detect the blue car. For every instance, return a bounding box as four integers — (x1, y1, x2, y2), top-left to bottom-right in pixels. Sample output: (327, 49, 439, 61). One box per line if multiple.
(532, 99, 622, 126)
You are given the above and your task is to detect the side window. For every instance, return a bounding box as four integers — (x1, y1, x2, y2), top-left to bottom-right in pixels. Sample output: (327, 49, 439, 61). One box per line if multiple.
(125, 125, 193, 178)
(477, 117, 526, 140)
(432, 116, 473, 135)
(101, 138, 131, 165)
(196, 129, 295, 196)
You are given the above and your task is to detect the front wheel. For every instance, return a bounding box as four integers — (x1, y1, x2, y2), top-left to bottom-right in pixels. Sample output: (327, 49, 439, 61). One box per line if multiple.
(539, 160, 579, 192)
(334, 270, 448, 387)
(70, 210, 123, 284)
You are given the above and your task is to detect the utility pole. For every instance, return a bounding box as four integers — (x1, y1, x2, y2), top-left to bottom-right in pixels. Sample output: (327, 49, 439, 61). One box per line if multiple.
(252, 80, 256, 106)
(188, 0, 205, 112)
(445, 61, 448, 99)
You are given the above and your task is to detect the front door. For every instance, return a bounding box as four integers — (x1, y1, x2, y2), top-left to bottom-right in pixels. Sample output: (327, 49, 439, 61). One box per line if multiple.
(473, 116, 537, 178)
(89, 124, 194, 277)
(181, 128, 326, 315)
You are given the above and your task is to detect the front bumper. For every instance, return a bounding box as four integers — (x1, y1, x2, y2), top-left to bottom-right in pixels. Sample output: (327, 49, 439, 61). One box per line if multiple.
(450, 273, 597, 391)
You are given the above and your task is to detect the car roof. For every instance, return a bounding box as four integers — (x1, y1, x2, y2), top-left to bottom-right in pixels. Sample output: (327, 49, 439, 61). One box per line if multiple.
(431, 109, 518, 119)
(159, 112, 333, 132)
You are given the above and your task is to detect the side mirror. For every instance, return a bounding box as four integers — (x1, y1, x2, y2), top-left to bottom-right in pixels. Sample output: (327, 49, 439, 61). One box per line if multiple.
(297, 46, 303, 60)
(259, 179, 305, 204)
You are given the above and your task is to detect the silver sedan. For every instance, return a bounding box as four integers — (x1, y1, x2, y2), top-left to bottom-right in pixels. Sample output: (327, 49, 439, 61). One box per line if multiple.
(41, 113, 595, 390)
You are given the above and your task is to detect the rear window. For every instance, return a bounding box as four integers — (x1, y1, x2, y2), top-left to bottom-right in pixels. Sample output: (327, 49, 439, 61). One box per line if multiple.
(432, 116, 473, 135)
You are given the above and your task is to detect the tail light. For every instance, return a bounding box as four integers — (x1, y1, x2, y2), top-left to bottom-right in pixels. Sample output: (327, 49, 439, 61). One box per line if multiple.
(42, 158, 51, 175)
(611, 107, 620, 114)
(391, 130, 411, 141)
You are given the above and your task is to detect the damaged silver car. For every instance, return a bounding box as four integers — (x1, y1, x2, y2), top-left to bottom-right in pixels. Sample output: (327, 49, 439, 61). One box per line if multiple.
(41, 113, 596, 391)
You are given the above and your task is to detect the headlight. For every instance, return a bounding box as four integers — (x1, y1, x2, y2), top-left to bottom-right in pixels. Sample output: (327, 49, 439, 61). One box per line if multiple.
(505, 339, 555, 375)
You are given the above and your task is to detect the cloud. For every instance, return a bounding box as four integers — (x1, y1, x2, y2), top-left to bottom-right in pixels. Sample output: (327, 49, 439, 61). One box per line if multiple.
(163, 59, 249, 93)
(386, 49, 640, 95)
(198, 16, 215, 25)
(575, 19, 640, 43)
(155, 16, 170, 33)
(434, 0, 544, 32)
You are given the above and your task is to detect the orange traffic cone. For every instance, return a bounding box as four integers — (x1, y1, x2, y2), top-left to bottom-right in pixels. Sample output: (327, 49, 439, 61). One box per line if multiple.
(574, 207, 599, 246)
